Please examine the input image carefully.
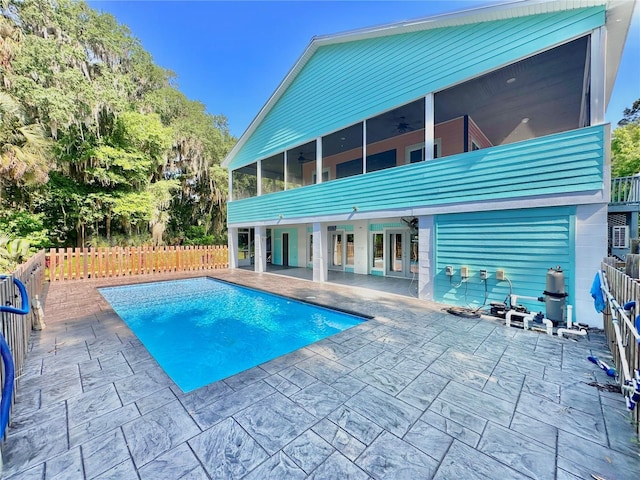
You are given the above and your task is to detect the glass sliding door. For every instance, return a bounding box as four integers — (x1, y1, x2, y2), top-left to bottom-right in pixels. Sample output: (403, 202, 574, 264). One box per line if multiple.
(386, 230, 411, 277)
(238, 228, 253, 266)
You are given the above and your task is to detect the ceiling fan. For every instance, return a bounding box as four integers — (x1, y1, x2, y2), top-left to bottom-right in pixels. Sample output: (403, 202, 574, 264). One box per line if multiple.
(395, 116, 413, 134)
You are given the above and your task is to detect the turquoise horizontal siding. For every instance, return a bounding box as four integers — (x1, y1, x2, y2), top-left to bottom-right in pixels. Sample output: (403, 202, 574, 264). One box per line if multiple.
(229, 6, 604, 170)
(228, 126, 605, 223)
(434, 207, 575, 313)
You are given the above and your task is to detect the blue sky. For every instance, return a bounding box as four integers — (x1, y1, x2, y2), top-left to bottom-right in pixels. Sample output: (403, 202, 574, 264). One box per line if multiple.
(89, 0, 640, 138)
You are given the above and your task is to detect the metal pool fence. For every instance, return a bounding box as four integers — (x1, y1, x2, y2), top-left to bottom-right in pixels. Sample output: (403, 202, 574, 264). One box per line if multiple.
(600, 258, 640, 438)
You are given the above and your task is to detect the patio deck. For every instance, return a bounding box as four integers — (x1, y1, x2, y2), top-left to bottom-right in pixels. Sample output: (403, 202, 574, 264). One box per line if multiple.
(2, 269, 639, 479)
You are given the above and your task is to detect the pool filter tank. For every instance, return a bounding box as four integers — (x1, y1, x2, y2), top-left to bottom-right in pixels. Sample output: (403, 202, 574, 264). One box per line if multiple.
(544, 266, 568, 325)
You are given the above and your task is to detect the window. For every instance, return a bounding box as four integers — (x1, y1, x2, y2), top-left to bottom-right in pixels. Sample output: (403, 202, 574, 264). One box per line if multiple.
(261, 153, 284, 194)
(372, 233, 383, 268)
(406, 143, 425, 163)
(312, 168, 330, 183)
(346, 233, 355, 267)
(368, 99, 425, 171)
(612, 226, 629, 249)
(287, 140, 316, 188)
(434, 36, 590, 157)
(323, 123, 363, 181)
(232, 163, 257, 200)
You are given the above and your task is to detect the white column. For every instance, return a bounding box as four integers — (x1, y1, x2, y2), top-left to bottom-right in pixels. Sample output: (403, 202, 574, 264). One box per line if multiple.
(362, 120, 367, 173)
(574, 204, 607, 328)
(257, 160, 263, 196)
(228, 226, 239, 269)
(283, 151, 288, 190)
(590, 26, 606, 125)
(418, 215, 434, 301)
(424, 93, 434, 161)
(313, 222, 328, 282)
(228, 170, 233, 202)
(353, 220, 369, 275)
(254, 226, 267, 273)
(316, 137, 323, 184)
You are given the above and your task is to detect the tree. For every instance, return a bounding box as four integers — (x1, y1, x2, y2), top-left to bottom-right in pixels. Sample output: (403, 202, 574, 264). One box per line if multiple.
(0, 0, 235, 248)
(618, 98, 640, 126)
(612, 98, 640, 177)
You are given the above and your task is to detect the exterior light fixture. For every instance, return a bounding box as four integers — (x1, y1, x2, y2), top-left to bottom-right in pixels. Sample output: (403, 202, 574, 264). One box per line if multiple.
(278, 213, 283, 219)
(352, 206, 358, 212)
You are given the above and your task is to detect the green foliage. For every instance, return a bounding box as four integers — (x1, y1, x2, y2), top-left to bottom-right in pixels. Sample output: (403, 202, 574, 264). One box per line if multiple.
(0, 0, 235, 247)
(618, 99, 640, 127)
(0, 235, 31, 273)
(0, 209, 50, 248)
(612, 98, 640, 177)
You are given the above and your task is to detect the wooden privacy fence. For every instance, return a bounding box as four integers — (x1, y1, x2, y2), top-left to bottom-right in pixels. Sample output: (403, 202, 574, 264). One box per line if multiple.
(600, 259, 640, 438)
(47, 245, 229, 282)
(1, 250, 46, 418)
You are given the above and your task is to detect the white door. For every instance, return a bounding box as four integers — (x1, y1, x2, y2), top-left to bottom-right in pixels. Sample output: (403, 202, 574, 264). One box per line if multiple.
(329, 232, 345, 271)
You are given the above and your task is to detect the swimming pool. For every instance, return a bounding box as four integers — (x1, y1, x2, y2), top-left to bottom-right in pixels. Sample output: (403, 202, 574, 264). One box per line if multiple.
(99, 277, 366, 392)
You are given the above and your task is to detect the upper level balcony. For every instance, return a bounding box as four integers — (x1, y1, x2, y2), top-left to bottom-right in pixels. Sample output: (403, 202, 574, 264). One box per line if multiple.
(228, 125, 607, 225)
(610, 175, 640, 212)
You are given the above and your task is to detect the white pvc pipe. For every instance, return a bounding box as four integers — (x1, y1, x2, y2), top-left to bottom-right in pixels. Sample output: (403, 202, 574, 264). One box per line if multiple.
(566, 305, 573, 329)
(542, 318, 554, 336)
(557, 327, 587, 338)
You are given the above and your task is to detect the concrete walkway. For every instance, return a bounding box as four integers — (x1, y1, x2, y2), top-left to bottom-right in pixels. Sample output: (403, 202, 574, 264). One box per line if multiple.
(2, 269, 639, 479)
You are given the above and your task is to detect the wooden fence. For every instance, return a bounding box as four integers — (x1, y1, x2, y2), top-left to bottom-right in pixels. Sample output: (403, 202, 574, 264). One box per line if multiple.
(47, 245, 229, 282)
(1, 250, 46, 422)
(601, 259, 640, 437)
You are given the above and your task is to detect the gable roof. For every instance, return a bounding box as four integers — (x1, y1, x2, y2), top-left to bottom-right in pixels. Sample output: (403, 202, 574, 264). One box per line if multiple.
(223, 0, 634, 169)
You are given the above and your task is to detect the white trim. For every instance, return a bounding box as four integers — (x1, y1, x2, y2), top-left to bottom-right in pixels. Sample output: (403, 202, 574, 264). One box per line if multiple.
(222, 0, 630, 170)
(590, 26, 607, 125)
(424, 94, 434, 161)
(283, 150, 288, 190)
(316, 137, 323, 184)
(362, 119, 367, 173)
(405, 142, 425, 164)
(434, 138, 442, 159)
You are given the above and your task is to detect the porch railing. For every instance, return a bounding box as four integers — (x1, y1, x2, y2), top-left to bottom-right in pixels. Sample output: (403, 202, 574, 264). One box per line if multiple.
(0, 250, 46, 424)
(600, 259, 640, 438)
(610, 175, 640, 205)
(47, 245, 229, 282)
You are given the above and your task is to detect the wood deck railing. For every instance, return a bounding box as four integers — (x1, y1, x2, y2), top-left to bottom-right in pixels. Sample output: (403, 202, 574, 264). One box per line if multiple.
(0, 250, 46, 422)
(601, 259, 640, 438)
(47, 245, 229, 282)
(610, 175, 640, 205)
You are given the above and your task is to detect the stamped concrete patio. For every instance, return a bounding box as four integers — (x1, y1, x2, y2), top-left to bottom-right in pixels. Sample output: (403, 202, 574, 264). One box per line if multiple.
(2, 269, 639, 479)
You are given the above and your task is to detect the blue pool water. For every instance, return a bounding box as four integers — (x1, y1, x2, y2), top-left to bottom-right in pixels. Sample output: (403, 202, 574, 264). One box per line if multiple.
(99, 277, 365, 392)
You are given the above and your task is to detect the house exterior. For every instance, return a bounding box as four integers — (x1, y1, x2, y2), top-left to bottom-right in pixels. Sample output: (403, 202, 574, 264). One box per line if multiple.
(609, 174, 640, 259)
(222, 0, 635, 328)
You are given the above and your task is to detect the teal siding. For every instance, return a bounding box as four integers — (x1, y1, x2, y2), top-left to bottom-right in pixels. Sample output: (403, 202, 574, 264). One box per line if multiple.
(228, 126, 605, 223)
(370, 223, 404, 232)
(434, 207, 575, 313)
(229, 7, 604, 170)
(273, 228, 298, 266)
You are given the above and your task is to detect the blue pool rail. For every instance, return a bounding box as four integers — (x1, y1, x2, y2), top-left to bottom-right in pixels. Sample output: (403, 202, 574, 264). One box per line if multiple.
(0, 276, 30, 315)
(0, 332, 14, 439)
